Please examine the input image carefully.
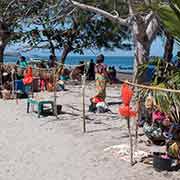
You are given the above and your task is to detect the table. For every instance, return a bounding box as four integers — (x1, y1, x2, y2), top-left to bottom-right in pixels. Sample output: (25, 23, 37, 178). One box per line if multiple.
(27, 98, 54, 118)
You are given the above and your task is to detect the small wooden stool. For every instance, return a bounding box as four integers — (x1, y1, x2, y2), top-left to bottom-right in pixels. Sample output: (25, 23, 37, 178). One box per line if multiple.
(27, 98, 54, 118)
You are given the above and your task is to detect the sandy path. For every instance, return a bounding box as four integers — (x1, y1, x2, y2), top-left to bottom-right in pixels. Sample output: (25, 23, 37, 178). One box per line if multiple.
(0, 84, 179, 180)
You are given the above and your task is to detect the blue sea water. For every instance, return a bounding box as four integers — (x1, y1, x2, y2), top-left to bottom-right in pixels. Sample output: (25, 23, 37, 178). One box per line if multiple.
(4, 55, 134, 72)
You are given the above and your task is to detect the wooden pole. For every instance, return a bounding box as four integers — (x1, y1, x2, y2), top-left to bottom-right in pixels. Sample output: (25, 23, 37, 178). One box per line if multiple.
(53, 72, 58, 118)
(134, 98, 141, 151)
(127, 117, 134, 166)
(82, 74, 86, 133)
(11, 69, 15, 98)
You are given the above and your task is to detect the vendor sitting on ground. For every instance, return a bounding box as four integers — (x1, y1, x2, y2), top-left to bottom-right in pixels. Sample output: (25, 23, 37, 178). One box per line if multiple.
(60, 68, 70, 81)
(167, 140, 180, 162)
(70, 61, 85, 81)
(141, 95, 172, 145)
(57, 68, 71, 91)
(165, 123, 180, 162)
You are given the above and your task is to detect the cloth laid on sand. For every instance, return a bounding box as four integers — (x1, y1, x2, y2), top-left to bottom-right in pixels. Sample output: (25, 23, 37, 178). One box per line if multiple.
(104, 144, 148, 162)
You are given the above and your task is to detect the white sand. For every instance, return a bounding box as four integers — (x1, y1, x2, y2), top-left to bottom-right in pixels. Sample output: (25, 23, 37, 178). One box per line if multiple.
(0, 83, 179, 180)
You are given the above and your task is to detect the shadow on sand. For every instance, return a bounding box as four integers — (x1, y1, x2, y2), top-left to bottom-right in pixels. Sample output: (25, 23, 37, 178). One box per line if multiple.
(107, 101, 122, 106)
(87, 126, 121, 133)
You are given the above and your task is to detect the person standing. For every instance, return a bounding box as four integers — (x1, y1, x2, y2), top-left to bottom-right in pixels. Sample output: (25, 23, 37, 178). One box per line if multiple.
(16, 56, 28, 69)
(48, 54, 56, 68)
(87, 59, 95, 80)
(95, 54, 109, 101)
(112, 66, 117, 82)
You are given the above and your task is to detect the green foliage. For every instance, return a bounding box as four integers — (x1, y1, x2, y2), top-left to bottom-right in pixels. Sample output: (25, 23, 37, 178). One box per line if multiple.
(138, 57, 180, 88)
(137, 57, 180, 122)
(0, 0, 44, 25)
(20, 2, 132, 58)
(0, 0, 53, 47)
(152, 0, 180, 42)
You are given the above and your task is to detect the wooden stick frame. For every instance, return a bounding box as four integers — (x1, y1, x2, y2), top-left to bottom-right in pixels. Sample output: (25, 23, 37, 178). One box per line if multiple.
(82, 73, 86, 133)
(122, 80, 180, 166)
(123, 80, 180, 94)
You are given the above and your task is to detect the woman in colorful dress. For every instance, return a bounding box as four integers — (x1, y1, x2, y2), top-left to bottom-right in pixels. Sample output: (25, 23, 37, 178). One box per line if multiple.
(95, 54, 109, 101)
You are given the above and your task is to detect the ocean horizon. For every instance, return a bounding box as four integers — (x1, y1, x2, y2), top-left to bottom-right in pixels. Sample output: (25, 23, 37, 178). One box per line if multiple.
(4, 53, 178, 73)
(4, 55, 134, 72)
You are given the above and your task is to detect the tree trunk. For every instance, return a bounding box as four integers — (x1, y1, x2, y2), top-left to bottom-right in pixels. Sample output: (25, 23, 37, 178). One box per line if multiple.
(41, 22, 56, 57)
(163, 32, 174, 62)
(135, 40, 150, 64)
(131, 12, 159, 82)
(132, 19, 151, 82)
(133, 39, 150, 82)
(60, 45, 71, 64)
(0, 22, 10, 64)
(50, 43, 55, 56)
(0, 44, 5, 64)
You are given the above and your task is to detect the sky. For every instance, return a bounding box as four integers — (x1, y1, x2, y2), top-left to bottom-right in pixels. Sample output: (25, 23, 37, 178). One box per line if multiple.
(5, 36, 179, 58)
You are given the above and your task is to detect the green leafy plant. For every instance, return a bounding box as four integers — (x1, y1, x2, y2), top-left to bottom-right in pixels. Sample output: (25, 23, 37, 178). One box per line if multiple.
(151, 0, 180, 43)
(137, 57, 180, 123)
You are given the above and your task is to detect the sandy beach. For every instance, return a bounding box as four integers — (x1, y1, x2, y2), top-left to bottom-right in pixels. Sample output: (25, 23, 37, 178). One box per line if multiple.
(0, 0, 179, 178)
(0, 82, 180, 180)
